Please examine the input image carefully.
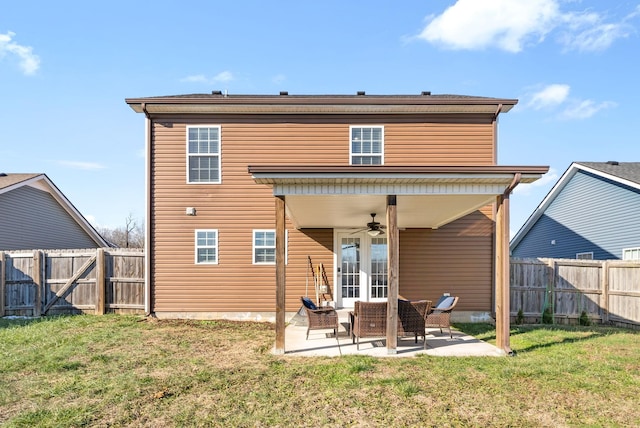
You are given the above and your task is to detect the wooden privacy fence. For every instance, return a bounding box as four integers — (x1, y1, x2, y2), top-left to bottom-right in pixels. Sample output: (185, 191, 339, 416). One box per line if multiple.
(0, 248, 144, 317)
(510, 257, 640, 328)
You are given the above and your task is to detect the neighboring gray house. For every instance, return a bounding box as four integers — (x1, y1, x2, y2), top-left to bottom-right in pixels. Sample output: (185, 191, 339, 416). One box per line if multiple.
(0, 173, 108, 250)
(511, 162, 640, 261)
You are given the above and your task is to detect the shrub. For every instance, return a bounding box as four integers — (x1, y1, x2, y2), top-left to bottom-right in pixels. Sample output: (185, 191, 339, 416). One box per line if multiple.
(579, 310, 591, 326)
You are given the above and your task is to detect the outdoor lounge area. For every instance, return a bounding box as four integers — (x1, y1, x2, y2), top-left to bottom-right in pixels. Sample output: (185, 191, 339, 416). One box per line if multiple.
(283, 308, 505, 357)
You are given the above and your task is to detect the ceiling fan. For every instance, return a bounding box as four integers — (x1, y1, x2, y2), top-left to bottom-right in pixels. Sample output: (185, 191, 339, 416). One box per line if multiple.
(352, 213, 385, 236)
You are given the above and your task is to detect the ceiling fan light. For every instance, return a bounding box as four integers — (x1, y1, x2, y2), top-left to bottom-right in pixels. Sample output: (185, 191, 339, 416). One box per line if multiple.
(367, 229, 382, 237)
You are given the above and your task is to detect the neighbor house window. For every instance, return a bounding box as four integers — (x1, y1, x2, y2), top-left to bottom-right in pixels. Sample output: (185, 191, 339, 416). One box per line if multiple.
(622, 247, 640, 260)
(195, 230, 218, 264)
(350, 126, 383, 165)
(576, 252, 593, 260)
(187, 126, 221, 183)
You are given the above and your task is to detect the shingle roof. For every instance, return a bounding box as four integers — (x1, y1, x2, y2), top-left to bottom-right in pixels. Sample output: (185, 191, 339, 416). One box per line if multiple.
(0, 173, 42, 191)
(577, 162, 640, 186)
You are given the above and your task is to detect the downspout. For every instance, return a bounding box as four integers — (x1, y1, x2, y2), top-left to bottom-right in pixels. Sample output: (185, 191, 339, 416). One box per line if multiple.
(492, 103, 502, 164)
(490, 103, 504, 322)
(505, 172, 521, 195)
(142, 103, 152, 316)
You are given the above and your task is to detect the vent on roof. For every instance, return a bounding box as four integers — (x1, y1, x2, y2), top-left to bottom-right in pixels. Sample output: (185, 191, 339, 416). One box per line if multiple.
(607, 161, 619, 166)
(0, 173, 6, 177)
(211, 90, 223, 95)
(421, 91, 431, 96)
(279, 91, 288, 96)
(357, 91, 366, 96)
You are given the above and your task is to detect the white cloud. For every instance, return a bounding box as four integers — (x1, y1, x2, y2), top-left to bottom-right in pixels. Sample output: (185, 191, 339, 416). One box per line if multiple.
(528, 84, 570, 109)
(58, 160, 106, 170)
(415, 1, 638, 53)
(180, 71, 235, 84)
(522, 84, 615, 120)
(559, 11, 634, 52)
(416, 0, 559, 52)
(0, 31, 40, 75)
(513, 168, 559, 196)
(559, 99, 616, 120)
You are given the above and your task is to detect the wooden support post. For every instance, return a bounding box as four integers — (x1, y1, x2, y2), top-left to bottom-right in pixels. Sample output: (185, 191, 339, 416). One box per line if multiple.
(33, 250, 43, 317)
(386, 195, 399, 355)
(495, 194, 512, 354)
(274, 195, 286, 355)
(95, 248, 106, 315)
(0, 252, 5, 317)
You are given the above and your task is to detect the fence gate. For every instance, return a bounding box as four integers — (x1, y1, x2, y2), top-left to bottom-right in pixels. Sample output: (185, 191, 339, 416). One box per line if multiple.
(1, 248, 144, 317)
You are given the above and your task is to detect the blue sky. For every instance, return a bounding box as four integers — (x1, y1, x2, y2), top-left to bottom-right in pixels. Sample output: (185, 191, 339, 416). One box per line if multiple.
(2, 0, 639, 237)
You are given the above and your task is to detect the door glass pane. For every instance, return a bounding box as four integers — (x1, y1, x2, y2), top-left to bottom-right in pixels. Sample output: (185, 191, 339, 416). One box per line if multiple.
(370, 237, 387, 298)
(341, 238, 360, 298)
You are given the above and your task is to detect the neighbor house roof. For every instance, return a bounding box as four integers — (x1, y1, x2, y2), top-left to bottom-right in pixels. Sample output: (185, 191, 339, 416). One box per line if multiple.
(510, 161, 640, 249)
(125, 92, 518, 115)
(0, 173, 109, 247)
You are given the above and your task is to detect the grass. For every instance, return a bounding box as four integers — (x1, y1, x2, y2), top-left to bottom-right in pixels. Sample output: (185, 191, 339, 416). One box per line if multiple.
(1, 315, 639, 427)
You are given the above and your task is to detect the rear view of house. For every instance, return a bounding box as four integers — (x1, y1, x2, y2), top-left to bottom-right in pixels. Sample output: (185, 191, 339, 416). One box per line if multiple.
(126, 92, 547, 353)
(511, 162, 640, 260)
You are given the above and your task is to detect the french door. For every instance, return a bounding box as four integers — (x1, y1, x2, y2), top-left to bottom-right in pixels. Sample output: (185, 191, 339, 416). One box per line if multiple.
(336, 231, 388, 308)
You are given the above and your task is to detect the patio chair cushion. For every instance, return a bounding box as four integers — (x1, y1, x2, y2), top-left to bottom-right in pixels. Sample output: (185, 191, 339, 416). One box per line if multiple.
(301, 297, 318, 310)
(436, 296, 454, 309)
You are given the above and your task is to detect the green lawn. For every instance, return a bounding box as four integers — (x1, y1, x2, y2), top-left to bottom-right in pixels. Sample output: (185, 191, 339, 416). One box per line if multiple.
(1, 315, 638, 427)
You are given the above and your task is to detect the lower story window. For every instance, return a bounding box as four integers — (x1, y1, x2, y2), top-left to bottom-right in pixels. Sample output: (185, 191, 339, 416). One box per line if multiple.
(196, 230, 218, 264)
(576, 252, 593, 260)
(623, 247, 640, 260)
(253, 230, 276, 264)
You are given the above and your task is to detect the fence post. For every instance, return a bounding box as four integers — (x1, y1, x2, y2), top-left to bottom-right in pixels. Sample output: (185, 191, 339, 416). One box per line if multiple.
(601, 261, 609, 324)
(545, 258, 556, 323)
(33, 250, 43, 317)
(0, 252, 5, 317)
(95, 248, 106, 315)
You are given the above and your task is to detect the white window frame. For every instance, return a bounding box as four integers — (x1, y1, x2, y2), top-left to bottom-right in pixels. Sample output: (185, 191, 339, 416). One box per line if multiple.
(195, 229, 218, 264)
(252, 230, 287, 265)
(186, 125, 221, 184)
(349, 125, 384, 165)
(576, 252, 594, 260)
(622, 247, 640, 260)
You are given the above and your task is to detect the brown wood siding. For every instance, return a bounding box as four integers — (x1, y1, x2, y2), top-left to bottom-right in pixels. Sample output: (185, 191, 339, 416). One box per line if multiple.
(150, 115, 496, 313)
(399, 208, 494, 311)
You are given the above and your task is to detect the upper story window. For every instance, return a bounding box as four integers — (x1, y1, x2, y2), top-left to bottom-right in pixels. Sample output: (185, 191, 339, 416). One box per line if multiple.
(350, 126, 383, 165)
(195, 229, 218, 264)
(623, 247, 640, 260)
(576, 252, 594, 260)
(187, 126, 221, 183)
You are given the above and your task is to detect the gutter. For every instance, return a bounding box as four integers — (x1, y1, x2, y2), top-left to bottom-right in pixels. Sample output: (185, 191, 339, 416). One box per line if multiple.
(142, 103, 152, 316)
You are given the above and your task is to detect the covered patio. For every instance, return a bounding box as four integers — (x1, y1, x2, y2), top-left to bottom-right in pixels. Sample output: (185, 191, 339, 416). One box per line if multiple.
(284, 309, 504, 357)
(249, 165, 548, 356)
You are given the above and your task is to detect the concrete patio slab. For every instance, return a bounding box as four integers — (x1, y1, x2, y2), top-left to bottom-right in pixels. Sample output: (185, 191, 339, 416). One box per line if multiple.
(276, 309, 505, 357)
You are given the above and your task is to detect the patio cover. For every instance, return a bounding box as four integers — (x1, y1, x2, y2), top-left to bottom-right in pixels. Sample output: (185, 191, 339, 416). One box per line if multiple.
(249, 165, 549, 355)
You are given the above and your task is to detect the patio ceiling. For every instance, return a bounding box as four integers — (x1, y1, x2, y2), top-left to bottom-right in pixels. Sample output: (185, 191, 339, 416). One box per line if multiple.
(249, 165, 549, 229)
